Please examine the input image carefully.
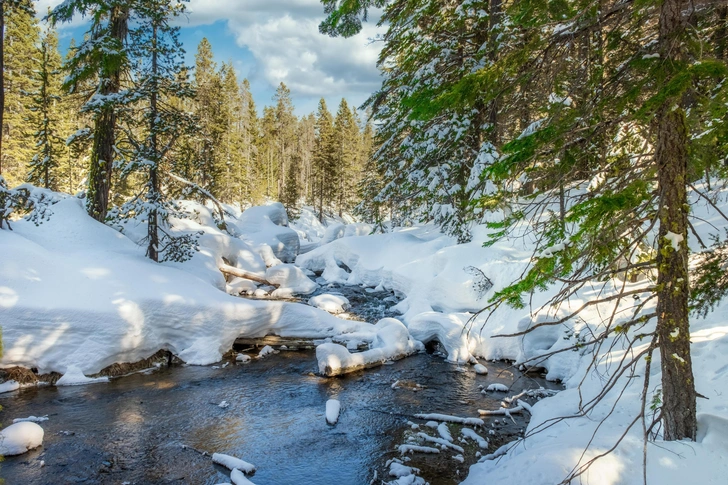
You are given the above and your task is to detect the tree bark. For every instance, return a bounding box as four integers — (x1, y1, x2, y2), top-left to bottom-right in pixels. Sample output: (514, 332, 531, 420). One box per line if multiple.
(0, 0, 5, 176)
(655, 0, 697, 442)
(147, 21, 159, 262)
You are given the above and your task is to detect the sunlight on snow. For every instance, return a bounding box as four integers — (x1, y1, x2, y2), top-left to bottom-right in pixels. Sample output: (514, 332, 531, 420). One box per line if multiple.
(0, 286, 19, 308)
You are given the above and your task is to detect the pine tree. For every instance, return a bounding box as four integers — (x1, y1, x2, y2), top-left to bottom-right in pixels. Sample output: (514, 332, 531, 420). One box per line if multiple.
(52, 0, 131, 222)
(240, 78, 259, 204)
(110, 0, 196, 263)
(281, 152, 302, 220)
(273, 82, 297, 199)
(312, 98, 335, 222)
(2, 0, 40, 187)
(26, 27, 65, 190)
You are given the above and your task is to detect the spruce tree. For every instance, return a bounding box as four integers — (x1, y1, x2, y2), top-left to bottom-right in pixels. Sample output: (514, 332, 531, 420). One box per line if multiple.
(110, 0, 196, 262)
(26, 27, 65, 190)
(312, 98, 335, 222)
(2, 0, 39, 187)
(52, 0, 131, 222)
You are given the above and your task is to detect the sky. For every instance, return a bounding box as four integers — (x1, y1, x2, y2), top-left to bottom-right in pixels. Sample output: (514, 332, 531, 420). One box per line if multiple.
(34, 0, 385, 116)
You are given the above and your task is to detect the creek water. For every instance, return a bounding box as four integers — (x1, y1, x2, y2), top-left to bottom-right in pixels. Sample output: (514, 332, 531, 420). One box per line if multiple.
(0, 284, 559, 485)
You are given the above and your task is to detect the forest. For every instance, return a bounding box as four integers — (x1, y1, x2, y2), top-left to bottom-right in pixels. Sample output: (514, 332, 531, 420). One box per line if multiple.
(1, 0, 727, 484)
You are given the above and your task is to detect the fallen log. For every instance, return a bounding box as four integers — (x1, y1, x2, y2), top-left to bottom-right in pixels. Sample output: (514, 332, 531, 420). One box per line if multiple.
(219, 263, 276, 287)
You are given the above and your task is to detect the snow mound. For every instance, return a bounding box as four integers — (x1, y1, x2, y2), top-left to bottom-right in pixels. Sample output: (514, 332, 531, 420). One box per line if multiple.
(486, 383, 509, 392)
(56, 365, 109, 386)
(309, 294, 351, 314)
(12, 416, 49, 424)
(0, 421, 44, 456)
(316, 318, 422, 376)
(212, 453, 256, 474)
(473, 363, 488, 375)
(326, 399, 341, 425)
(257, 345, 277, 358)
(230, 468, 256, 485)
(265, 264, 317, 296)
(408, 312, 479, 364)
(235, 203, 299, 264)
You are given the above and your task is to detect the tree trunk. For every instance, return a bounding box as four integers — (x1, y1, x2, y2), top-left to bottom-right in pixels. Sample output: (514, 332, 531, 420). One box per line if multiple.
(147, 21, 159, 262)
(655, 0, 696, 442)
(0, 0, 5, 176)
(87, 5, 128, 222)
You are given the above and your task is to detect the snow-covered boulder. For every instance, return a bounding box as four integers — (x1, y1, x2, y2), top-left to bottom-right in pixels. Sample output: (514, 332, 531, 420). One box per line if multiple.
(265, 264, 317, 297)
(309, 294, 350, 314)
(317, 318, 422, 376)
(326, 399, 341, 425)
(407, 312, 478, 364)
(236, 203, 300, 263)
(0, 422, 44, 456)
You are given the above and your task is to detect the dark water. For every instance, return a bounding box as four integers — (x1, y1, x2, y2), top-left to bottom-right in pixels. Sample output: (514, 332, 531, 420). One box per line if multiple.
(0, 351, 556, 485)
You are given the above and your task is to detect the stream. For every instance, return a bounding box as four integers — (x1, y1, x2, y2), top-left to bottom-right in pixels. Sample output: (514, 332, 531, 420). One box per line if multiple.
(0, 283, 560, 485)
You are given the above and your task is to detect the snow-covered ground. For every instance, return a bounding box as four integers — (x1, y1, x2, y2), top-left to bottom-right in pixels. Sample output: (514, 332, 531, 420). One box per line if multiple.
(2, 188, 728, 484)
(0, 196, 372, 376)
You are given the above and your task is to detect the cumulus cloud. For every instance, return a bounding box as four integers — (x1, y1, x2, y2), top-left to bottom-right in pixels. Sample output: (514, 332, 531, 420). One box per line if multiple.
(183, 0, 383, 103)
(36, 0, 384, 106)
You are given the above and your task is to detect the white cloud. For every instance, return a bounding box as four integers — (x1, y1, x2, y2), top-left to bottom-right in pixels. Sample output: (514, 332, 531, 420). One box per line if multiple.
(35, 0, 384, 108)
(184, 0, 383, 103)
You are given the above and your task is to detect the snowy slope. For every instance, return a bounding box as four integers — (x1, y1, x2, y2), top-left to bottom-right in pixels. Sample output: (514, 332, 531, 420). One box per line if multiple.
(0, 197, 373, 375)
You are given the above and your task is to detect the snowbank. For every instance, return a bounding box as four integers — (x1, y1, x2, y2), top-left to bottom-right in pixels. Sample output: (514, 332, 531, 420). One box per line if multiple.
(316, 318, 423, 376)
(55, 365, 110, 386)
(265, 264, 317, 297)
(0, 196, 375, 376)
(233, 203, 299, 264)
(0, 422, 44, 456)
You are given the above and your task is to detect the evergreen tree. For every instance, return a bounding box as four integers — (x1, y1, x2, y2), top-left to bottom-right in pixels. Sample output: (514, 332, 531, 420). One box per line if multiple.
(332, 99, 360, 216)
(26, 27, 65, 190)
(2, 0, 39, 187)
(312, 98, 335, 222)
(110, 0, 196, 262)
(273, 82, 297, 198)
(281, 152, 302, 220)
(52, 0, 131, 222)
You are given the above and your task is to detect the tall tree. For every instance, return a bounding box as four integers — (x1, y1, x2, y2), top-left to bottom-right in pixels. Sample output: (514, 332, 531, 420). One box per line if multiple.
(312, 98, 335, 222)
(2, 0, 39, 187)
(112, 0, 196, 262)
(26, 27, 65, 190)
(52, 0, 131, 222)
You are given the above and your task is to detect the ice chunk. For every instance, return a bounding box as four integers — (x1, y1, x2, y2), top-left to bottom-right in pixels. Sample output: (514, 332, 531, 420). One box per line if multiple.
(0, 422, 44, 456)
(212, 453, 256, 474)
(326, 399, 341, 425)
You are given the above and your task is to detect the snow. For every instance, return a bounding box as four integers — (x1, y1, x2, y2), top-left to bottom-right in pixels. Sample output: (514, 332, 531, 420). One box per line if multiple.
(0, 422, 44, 456)
(236, 353, 251, 363)
(416, 432, 464, 452)
(257, 346, 277, 358)
(485, 383, 509, 392)
(413, 414, 484, 426)
(0, 196, 375, 376)
(398, 444, 440, 454)
(437, 422, 453, 442)
(326, 399, 341, 424)
(12, 416, 49, 424)
(473, 364, 488, 375)
(389, 462, 420, 478)
(230, 468, 256, 485)
(665, 230, 684, 251)
(461, 428, 488, 448)
(265, 264, 317, 297)
(55, 365, 109, 386)
(0, 380, 20, 393)
(308, 293, 351, 314)
(234, 203, 299, 264)
(212, 453, 256, 474)
(316, 318, 422, 376)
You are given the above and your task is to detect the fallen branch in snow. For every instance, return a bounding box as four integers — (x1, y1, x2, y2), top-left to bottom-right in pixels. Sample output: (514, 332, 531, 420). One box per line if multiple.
(212, 453, 256, 474)
(478, 405, 525, 416)
(416, 432, 465, 453)
(219, 264, 276, 287)
(397, 444, 440, 454)
(413, 413, 484, 426)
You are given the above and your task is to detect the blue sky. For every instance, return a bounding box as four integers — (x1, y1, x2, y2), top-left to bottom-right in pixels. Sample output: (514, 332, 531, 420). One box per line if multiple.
(38, 0, 384, 116)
